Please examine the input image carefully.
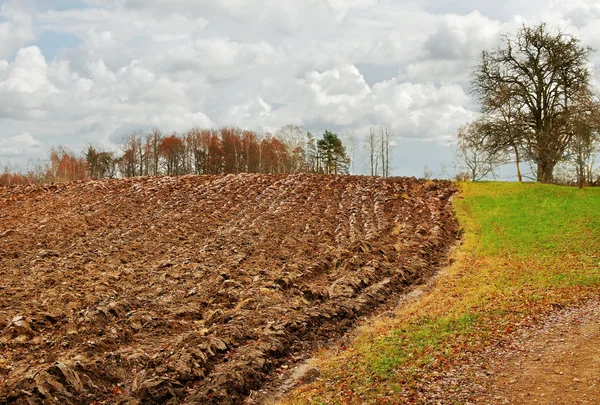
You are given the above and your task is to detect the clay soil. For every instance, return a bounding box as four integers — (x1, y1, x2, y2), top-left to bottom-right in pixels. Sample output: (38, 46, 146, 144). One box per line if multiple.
(0, 174, 457, 404)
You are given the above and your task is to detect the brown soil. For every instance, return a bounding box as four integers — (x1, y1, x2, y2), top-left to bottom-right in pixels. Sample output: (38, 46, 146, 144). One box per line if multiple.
(0, 174, 458, 405)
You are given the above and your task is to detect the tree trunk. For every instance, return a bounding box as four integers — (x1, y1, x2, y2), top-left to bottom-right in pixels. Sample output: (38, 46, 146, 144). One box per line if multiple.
(577, 153, 585, 189)
(513, 145, 522, 183)
(537, 160, 555, 183)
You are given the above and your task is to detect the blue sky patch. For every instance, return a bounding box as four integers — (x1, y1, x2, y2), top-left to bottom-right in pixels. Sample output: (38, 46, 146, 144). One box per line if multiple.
(355, 63, 401, 86)
(35, 31, 82, 61)
(0, 0, 87, 11)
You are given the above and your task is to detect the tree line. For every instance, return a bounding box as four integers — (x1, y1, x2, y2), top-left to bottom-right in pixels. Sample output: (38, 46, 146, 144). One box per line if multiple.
(0, 126, 356, 185)
(93, 126, 353, 178)
(1, 123, 400, 186)
(457, 23, 600, 187)
(0, 147, 88, 186)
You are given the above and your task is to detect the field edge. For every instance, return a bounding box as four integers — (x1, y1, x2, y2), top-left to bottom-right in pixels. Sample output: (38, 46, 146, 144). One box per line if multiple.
(282, 182, 600, 404)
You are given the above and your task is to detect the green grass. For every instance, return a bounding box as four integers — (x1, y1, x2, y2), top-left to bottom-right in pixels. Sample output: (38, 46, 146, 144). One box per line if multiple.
(285, 182, 600, 405)
(464, 182, 600, 256)
(369, 312, 480, 377)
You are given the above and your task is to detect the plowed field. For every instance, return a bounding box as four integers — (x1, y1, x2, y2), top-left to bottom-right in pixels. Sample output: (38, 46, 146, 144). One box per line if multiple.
(0, 174, 457, 404)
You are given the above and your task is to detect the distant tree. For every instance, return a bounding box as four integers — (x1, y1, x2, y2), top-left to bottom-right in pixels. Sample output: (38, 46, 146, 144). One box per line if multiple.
(145, 128, 163, 176)
(317, 130, 349, 175)
(121, 131, 145, 177)
(343, 131, 357, 175)
(379, 124, 394, 178)
(47, 147, 89, 182)
(220, 127, 241, 174)
(187, 128, 212, 175)
(86, 145, 116, 179)
(0, 166, 30, 186)
(566, 89, 600, 188)
(207, 131, 223, 174)
(423, 165, 433, 180)
(472, 23, 594, 183)
(259, 135, 287, 174)
(305, 132, 319, 173)
(439, 164, 451, 179)
(240, 130, 258, 173)
(117, 149, 134, 178)
(183, 128, 198, 175)
(366, 127, 380, 176)
(160, 134, 185, 176)
(276, 124, 305, 173)
(456, 121, 505, 181)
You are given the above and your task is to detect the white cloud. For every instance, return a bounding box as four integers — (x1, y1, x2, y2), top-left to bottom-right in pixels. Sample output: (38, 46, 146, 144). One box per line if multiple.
(539, 0, 600, 60)
(1, 46, 58, 94)
(367, 80, 472, 139)
(0, 0, 599, 176)
(0, 2, 36, 59)
(424, 11, 502, 60)
(0, 47, 61, 121)
(303, 65, 371, 106)
(0, 132, 41, 157)
(229, 97, 273, 122)
(548, 0, 600, 27)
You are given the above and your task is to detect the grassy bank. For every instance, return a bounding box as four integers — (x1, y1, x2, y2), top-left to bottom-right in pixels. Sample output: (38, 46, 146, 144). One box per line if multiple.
(283, 182, 600, 404)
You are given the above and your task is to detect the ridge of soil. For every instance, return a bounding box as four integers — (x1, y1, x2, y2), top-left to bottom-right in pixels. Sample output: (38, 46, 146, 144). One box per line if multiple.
(0, 174, 458, 404)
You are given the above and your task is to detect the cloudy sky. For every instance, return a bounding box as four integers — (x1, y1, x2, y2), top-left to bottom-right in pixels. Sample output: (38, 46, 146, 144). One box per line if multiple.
(1, 0, 600, 177)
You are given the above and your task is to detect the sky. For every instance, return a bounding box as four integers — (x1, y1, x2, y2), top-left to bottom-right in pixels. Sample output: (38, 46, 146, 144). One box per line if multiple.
(1, 0, 600, 178)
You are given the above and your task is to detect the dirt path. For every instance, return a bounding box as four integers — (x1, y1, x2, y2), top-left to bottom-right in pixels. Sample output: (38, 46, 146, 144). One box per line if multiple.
(478, 301, 600, 404)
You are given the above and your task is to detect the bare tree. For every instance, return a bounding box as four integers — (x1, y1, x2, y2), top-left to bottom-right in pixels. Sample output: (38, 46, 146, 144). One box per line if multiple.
(343, 131, 357, 175)
(379, 124, 394, 178)
(456, 121, 506, 181)
(276, 124, 305, 173)
(366, 127, 380, 176)
(145, 127, 162, 176)
(472, 23, 593, 183)
(306, 132, 319, 173)
(566, 89, 600, 188)
(120, 130, 144, 177)
(477, 83, 527, 182)
(423, 165, 433, 180)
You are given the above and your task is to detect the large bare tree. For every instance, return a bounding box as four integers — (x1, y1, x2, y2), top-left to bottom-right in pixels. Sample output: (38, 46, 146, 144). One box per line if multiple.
(472, 23, 593, 183)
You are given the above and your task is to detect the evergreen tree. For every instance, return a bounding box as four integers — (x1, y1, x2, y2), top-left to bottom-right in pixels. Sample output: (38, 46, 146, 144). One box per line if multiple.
(317, 131, 350, 175)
